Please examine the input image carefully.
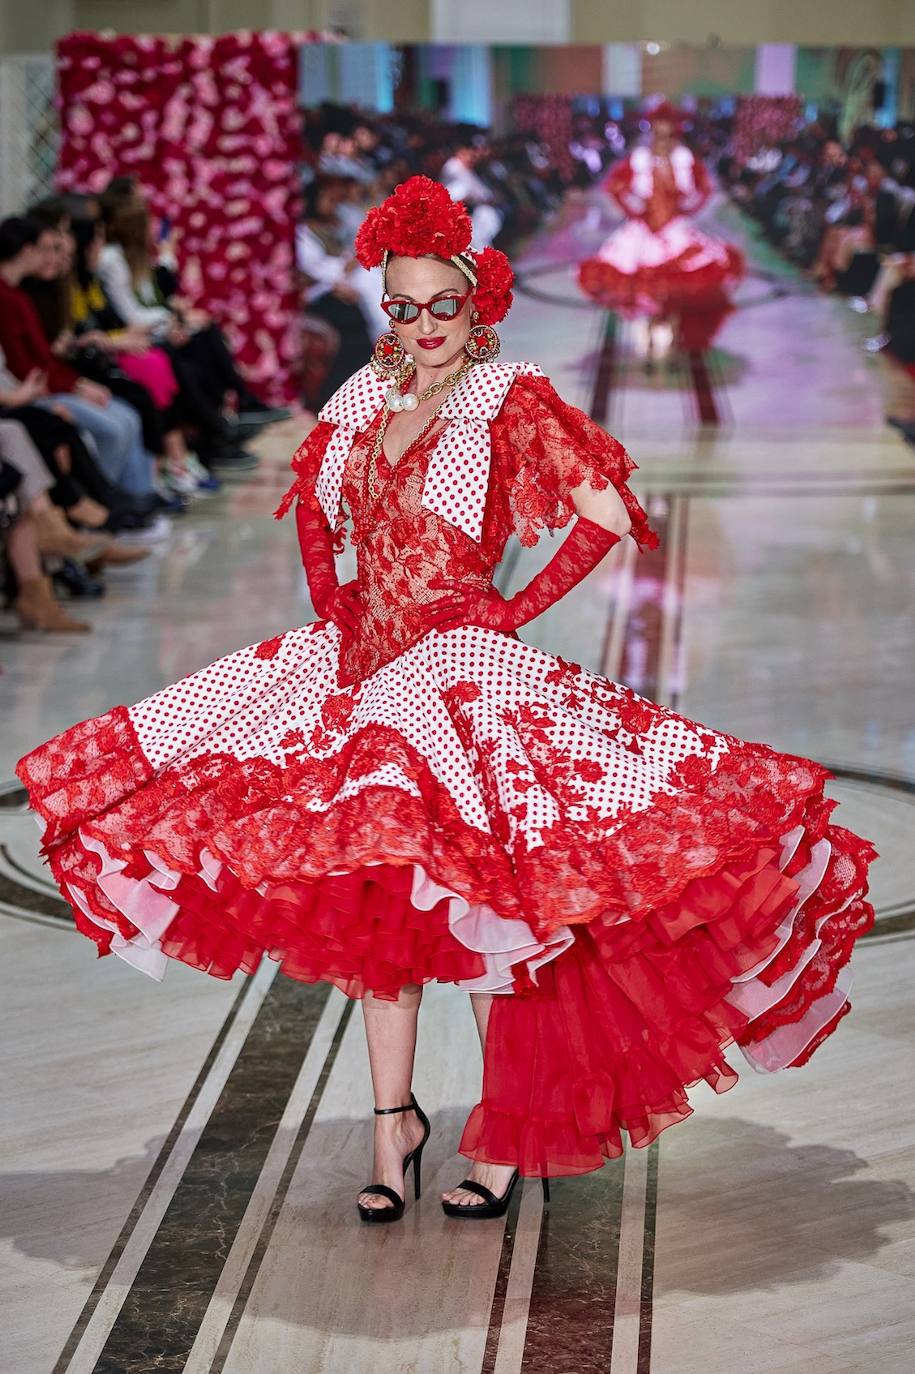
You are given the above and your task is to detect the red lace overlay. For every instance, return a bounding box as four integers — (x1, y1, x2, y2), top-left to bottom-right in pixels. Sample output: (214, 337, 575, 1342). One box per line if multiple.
(273, 419, 345, 551)
(274, 372, 658, 685)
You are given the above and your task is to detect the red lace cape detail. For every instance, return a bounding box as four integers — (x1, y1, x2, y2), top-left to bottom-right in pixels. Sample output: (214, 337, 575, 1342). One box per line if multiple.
(271, 375, 660, 559)
(494, 373, 658, 553)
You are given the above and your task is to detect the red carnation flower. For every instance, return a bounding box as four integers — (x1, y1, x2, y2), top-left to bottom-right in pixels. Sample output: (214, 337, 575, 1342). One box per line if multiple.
(470, 246, 514, 325)
(355, 174, 473, 269)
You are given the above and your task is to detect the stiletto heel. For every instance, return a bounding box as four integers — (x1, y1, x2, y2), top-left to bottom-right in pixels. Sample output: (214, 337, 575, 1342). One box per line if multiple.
(541, 1176, 551, 1204)
(411, 1137, 425, 1200)
(356, 1092, 431, 1224)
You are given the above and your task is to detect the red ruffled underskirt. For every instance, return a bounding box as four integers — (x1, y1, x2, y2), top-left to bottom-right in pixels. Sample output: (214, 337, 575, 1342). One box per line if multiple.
(462, 819, 875, 1175)
(577, 246, 745, 314)
(156, 857, 487, 999)
(52, 792, 875, 1177)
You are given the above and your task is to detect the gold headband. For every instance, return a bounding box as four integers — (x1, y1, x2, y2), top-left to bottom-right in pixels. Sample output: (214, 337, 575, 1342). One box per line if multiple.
(381, 248, 478, 294)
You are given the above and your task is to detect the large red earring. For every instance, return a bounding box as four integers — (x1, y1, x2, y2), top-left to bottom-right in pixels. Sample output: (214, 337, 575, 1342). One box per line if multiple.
(370, 330, 408, 378)
(465, 322, 500, 363)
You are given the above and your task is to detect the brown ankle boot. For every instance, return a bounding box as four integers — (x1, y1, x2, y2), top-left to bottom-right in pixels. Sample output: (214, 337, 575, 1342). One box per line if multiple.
(15, 576, 91, 633)
(31, 506, 111, 561)
(92, 543, 152, 567)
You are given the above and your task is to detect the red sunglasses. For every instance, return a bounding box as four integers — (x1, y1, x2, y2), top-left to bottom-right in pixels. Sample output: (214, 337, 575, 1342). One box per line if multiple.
(380, 289, 472, 324)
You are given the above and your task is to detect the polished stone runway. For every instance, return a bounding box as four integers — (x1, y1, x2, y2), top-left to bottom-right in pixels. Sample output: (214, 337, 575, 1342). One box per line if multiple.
(2, 189, 912, 1373)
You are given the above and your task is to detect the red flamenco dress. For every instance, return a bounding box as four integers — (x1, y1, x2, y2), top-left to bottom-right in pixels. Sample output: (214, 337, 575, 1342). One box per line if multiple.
(15, 361, 878, 1178)
(577, 145, 745, 351)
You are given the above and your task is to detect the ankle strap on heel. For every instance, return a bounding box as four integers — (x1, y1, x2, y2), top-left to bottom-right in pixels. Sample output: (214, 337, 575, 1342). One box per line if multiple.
(373, 1094, 417, 1116)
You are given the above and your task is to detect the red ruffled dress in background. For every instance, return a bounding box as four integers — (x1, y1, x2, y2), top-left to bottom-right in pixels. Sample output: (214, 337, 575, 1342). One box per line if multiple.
(578, 146, 745, 349)
(16, 360, 878, 1177)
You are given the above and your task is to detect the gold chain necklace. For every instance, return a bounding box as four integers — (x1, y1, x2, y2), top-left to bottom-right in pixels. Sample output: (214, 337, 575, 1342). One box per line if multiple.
(366, 355, 477, 500)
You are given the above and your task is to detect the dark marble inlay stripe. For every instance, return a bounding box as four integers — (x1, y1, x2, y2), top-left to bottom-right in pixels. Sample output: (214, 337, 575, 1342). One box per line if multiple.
(620, 495, 683, 703)
(674, 480, 915, 498)
(591, 311, 619, 427)
(209, 995, 354, 1372)
(90, 975, 331, 1374)
(637, 1140, 660, 1374)
(479, 1172, 526, 1374)
(686, 348, 720, 425)
(519, 1164, 627, 1373)
(0, 844, 71, 920)
(51, 975, 253, 1374)
(1, 840, 63, 895)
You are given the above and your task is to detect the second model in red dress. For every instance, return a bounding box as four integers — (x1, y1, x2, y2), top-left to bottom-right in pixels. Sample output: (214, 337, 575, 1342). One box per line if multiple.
(15, 350, 878, 1176)
(578, 110, 745, 350)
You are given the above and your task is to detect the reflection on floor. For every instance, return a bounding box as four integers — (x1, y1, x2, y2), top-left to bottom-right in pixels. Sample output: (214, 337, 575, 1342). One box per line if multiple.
(2, 190, 913, 1374)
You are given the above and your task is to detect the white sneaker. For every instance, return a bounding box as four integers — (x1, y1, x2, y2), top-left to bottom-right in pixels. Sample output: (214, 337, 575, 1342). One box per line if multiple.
(163, 467, 199, 496)
(115, 514, 172, 544)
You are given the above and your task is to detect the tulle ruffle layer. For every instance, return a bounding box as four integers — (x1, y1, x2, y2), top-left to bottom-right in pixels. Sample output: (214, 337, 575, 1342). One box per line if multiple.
(57, 830, 572, 1000)
(460, 810, 875, 1176)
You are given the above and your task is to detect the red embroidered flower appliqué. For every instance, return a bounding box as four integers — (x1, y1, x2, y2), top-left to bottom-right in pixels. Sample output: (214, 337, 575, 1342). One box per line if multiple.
(254, 634, 285, 661)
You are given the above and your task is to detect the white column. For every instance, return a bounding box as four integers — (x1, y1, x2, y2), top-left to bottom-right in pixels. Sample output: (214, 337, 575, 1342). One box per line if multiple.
(429, 0, 570, 44)
(602, 43, 642, 98)
(338, 43, 395, 111)
(754, 44, 797, 97)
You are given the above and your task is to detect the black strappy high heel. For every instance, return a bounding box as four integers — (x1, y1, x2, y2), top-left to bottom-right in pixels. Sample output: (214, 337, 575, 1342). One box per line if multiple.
(356, 1092, 431, 1224)
(441, 1169, 551, 1220)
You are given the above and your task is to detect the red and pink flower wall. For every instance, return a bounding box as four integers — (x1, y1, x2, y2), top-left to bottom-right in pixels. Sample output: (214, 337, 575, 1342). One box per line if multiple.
(56, 31, 316, 403)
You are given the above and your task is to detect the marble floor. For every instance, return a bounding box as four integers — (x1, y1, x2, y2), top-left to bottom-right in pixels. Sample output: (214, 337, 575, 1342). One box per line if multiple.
(1, 189, 913, 1374)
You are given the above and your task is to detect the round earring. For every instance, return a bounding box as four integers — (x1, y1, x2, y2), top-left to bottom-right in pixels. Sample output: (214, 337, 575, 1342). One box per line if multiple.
(465, 322, 500, 363)
(370, 330, 408, 378)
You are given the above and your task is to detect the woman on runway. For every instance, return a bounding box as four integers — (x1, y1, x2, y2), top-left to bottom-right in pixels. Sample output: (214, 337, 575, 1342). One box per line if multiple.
(577, 102, 745, 356)
(17, 176, 877, 1223)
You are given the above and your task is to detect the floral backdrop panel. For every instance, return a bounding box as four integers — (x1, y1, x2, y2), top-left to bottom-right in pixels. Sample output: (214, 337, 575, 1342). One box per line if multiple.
(56, 30, 312, 402)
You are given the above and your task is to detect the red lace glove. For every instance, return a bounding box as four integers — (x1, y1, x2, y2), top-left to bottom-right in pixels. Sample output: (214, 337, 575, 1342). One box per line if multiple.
(430, 515, 622, 633)
(294, 497, 360, 636)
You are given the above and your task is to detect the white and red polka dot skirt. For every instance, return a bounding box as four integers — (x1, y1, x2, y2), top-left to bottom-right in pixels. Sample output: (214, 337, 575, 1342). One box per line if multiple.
(16, 616, 879, 1174)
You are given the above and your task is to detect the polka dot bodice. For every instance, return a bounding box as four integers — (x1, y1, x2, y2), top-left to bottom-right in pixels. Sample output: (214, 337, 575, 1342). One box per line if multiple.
(278, 367, 659, 683)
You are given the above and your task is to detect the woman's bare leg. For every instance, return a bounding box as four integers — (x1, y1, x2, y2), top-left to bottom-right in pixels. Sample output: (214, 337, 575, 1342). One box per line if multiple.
(6, 516, 43, 581)
(441, 992, 518, 1207)
(357, 984, 426, 1212)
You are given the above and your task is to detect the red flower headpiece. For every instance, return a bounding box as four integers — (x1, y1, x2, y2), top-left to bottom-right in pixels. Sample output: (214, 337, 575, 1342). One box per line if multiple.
(355, 173, 514, 326)
(646, 99, 686, 130)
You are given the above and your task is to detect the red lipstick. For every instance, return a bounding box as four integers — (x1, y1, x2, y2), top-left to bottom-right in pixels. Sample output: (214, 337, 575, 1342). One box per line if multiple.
(417, 337, 446, 349)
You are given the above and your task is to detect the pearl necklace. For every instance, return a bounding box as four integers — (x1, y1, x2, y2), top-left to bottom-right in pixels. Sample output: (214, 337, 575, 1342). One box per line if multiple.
(368, 355, 477, 500)
(383, 354, 476, 412)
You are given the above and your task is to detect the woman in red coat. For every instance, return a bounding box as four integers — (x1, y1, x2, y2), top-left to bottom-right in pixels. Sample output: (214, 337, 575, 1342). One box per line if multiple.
(16, 177, 877, 1222)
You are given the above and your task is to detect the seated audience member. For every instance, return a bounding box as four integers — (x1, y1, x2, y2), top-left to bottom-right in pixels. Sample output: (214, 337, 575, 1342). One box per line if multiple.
(99, 192, 288, 470)
(295, 176, 374, 407)
(0, 343, 164, 540)
(23, 202, 196, 501)
(0, 446, 91, 632)
(0, 216, 163, 507)
(871, 253, 915, 442)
